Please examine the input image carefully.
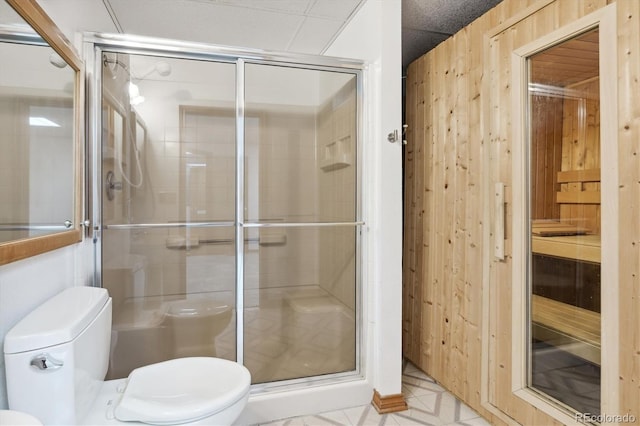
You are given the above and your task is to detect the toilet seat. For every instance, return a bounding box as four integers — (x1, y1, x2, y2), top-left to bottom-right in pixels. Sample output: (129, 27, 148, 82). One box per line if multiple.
(114, 357, 251, 425)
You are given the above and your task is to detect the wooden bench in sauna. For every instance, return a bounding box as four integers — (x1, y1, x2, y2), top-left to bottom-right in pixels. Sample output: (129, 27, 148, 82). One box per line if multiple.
(531, 168, 602, 264)
(531, 224, 601, 364)
(530, 169, 602, 365)
(532, 295, 601, 365)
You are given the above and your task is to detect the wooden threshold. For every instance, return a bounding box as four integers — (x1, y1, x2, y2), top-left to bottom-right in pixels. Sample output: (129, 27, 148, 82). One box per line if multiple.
(371, 389, 408, 414)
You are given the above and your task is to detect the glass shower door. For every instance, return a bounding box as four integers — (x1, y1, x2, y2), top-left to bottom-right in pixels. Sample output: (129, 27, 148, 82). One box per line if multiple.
(243, 64, 359, 383)
(97, 47, 361, 385)
(100, 53, 237, 378)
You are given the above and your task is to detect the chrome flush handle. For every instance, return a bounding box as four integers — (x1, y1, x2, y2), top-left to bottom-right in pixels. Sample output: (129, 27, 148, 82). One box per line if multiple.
(30, 353, 63, 371)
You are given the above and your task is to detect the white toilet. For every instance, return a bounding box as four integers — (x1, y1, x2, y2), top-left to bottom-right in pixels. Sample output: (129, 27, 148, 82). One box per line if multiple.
(3, 287, 251, 425)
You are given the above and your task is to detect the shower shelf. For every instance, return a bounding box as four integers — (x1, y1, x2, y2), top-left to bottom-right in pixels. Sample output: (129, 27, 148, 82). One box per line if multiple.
(321, 135, 351, 171)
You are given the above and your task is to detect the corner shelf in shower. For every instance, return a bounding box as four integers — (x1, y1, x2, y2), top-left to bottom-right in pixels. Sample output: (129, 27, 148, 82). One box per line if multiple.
(320, 135, 351, 172)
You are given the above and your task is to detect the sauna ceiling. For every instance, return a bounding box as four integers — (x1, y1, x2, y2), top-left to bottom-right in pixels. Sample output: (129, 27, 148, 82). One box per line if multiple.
(29, 0, 500, 74)
(530, 30, 600, 87)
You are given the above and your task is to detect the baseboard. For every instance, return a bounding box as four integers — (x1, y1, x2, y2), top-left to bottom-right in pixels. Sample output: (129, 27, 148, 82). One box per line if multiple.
(371, 389, 408, 414)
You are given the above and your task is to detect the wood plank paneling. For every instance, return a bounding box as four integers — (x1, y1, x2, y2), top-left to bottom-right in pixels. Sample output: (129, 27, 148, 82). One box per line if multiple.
(557, 168, 601, 182)
(403, 0, 638, 424)
(530, 95, 564, 220)
(403, 53, 426, 363)
(559, 77, 602, 232)
(616, 0, 640, 419)
(556, 190, 601, 204)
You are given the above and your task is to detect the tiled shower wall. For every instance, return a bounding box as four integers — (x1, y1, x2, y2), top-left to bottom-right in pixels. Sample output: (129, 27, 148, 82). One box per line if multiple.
(103, 75, 357, 313)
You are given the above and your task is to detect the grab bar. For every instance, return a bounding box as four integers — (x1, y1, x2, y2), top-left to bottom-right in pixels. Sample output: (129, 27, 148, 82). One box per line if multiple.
(242, 221, 365, 228)
(104, 221, 364, 230)
(0, 224, 69, 231)
(104, 222, 235, 230)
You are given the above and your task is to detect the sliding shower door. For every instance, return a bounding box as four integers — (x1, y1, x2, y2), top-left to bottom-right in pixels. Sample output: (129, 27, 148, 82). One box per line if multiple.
(93, 40, 361, 385)
(100, 53, 238, 379)
(243, 64, 358, 383)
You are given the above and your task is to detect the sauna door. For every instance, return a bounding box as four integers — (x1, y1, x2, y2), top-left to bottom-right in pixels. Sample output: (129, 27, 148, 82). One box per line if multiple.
(485, 4, 619, 424)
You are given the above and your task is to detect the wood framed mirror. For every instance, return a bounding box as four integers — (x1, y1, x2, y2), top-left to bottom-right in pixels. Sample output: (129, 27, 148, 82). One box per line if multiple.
(0, 0, 83, 265)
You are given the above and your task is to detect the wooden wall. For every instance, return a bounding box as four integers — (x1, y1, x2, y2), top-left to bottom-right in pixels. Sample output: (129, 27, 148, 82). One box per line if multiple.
(403, 0, 639, 424)
(559, 78, 602, 233)
(616, 0, 640, 418)
(530, 95, 564, 221)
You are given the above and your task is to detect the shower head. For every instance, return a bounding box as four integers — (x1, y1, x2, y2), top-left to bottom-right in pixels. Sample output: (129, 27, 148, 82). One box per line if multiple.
(155, 61, 172, 77)
(49, 52, 67, 68)
(102, 54, 171, 80)
(137, 61, 172, 79)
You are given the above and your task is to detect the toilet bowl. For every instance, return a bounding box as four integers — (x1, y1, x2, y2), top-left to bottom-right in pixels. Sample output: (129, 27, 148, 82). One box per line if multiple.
(108, 295, 233, 379)
(164, 298, 233, 358)
(3, 287, 250, 425)
(0, 410, 42, 425)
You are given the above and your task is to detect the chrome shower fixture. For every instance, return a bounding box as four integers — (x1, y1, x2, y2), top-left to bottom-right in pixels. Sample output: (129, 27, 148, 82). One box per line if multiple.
(102, 54, 172, 80)
(137, 61, 172, 79)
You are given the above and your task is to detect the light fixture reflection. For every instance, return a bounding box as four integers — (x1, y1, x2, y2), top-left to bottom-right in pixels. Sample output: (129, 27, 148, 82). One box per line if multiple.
(29, 116, 60, 127)
(128, 82, 145, 105)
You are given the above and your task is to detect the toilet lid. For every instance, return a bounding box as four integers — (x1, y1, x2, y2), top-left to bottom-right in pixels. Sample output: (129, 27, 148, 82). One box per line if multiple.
(114, 357, 251, 425)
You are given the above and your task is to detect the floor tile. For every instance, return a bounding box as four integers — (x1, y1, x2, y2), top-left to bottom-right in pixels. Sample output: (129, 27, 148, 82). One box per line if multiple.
(257, 362, 488, 426)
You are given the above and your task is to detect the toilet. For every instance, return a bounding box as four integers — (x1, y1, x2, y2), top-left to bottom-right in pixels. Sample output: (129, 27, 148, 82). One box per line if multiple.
(0, 410, 42, 425)
(108, 295, 233, 379)
(3, 287, 251, 425)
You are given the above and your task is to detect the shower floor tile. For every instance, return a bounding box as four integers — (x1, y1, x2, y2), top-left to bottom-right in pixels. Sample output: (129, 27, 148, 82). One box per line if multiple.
(218, 286, 356, 384)
(255, 361, 490, 426)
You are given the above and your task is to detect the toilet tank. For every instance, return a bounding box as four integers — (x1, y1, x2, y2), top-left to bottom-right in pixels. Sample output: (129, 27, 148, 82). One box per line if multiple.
(4, 287, 112, 425)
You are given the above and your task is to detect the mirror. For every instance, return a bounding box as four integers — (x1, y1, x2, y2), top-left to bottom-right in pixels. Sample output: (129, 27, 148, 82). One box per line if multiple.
(0, 0, 83, 265)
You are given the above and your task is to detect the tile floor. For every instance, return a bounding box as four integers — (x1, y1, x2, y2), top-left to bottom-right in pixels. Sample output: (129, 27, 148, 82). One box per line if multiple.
(257, 362, 490, 426)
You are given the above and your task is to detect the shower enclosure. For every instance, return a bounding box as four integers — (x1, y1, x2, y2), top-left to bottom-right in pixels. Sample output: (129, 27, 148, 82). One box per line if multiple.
(86, 34, 362, 386)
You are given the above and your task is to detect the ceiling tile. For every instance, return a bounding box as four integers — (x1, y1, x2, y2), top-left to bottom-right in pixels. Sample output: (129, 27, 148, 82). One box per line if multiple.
(0, 1, 29, 26)
(37, 0, 119, 39)
(108, 0, 304, 51)
(288, 16, 342, 54)
(307, 0, 362, 20)
(213, 0, 314, 15)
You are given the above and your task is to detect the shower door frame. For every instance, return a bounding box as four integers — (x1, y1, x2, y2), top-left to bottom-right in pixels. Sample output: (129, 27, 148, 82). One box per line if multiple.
(84, 32, 366, 391)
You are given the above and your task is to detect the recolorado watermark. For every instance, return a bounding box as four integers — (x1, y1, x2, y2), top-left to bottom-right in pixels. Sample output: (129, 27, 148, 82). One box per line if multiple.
(575, 413, 637, 424)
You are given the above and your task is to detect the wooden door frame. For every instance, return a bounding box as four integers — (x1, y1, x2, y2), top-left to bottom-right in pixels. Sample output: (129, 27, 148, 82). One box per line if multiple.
(482, 3, 619, 424)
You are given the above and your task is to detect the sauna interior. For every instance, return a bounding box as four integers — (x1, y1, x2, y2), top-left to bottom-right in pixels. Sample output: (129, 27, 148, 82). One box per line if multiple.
(528, 28, 602, 415)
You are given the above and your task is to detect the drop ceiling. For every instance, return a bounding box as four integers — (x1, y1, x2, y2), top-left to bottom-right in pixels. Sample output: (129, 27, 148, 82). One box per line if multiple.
(35, 0, 367, 55)
(5, 0, 501, 74)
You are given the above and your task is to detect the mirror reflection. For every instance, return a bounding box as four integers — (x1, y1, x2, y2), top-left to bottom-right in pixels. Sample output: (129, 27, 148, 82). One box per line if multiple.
(0, 2, 76, 244)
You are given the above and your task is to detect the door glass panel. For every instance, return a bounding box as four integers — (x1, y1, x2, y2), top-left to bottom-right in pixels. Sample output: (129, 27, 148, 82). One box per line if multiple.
(244, 64, 358, 383)
(101, 53, 237, 378)
(244, 226, 356, 383)
(527, 29, 601, 414)
(244, 64, 357, 224)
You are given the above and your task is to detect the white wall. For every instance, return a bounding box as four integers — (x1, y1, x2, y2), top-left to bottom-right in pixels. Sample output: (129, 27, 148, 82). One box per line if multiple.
(324, 0, 404, 397)
(0, 239, 94, 408)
